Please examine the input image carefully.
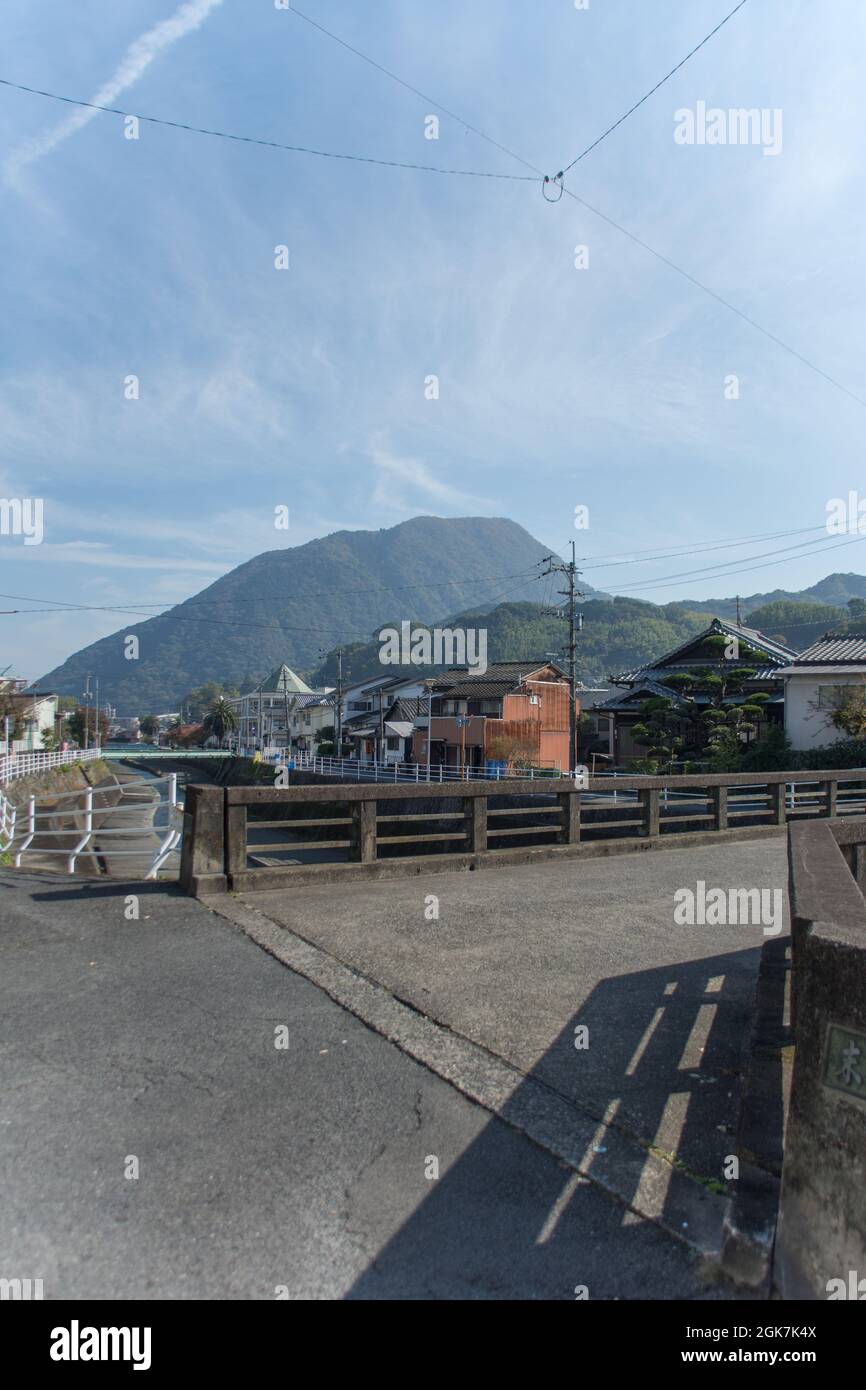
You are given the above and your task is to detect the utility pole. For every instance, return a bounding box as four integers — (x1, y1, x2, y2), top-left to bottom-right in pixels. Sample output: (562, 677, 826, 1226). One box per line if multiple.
(83, 674, 91, 751)
(334, 648, 344, 757)
(541, 543, 584, 775)
(424, 678, 434, 783)
(319, 646, 346, 760)
(95, 678, 100, 750)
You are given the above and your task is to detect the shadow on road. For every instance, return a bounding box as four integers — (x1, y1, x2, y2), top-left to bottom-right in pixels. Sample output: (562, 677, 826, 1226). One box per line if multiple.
(347, 944, 779, 1299)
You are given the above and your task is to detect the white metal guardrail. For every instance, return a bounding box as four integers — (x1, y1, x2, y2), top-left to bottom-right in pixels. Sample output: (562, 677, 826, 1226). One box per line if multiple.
(0, 746, 102, 785)
(0, 773, 183, 878)
(285, 749, 566, 783)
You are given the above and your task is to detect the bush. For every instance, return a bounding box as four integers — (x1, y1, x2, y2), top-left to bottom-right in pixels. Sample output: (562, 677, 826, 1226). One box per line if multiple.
(792, 738, 866, 770)
(738, 724, 794, 772)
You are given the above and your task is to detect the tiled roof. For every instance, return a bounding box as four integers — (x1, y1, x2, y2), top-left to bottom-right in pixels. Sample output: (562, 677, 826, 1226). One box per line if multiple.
(791, 632, 866, 664)
(388, 696, 427, 720)
(611, 663, 784, 684)
(433, 661, 568, 700)
(437, 680, 549, 700)
(608, 618, 796, 686)
(293, 693, 332, 710)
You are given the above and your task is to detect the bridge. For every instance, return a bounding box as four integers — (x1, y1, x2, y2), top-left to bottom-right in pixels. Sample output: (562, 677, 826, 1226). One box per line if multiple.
(2, 751, 864, 1300)
(101, 747, 233, 759)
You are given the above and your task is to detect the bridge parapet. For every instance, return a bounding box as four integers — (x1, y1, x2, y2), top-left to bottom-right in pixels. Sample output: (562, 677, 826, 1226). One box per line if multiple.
(775, 816, 866, 1299)
(178, 768, 866, 896)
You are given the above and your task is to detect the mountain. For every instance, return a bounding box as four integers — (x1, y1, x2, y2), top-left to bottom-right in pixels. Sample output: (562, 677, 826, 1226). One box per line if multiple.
(310, 597, 711, 690)
(39, 517, 592, 714)
(672, 572, 866, 618)
(38, 510, 866, 715)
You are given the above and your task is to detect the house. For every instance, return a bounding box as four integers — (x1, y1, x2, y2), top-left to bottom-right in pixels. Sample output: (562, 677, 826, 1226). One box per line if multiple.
(593, 618, 796, 764)
(777, 633, 866, 751)
(341, 675, 428, 763)
(227, 665, 332, 753)
(1, 680, 59, 752)
(411, 661, 577, 774)
(285, 692, 335, 755)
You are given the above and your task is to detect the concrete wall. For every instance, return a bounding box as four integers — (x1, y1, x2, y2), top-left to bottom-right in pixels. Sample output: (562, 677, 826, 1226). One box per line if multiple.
(776, 819, 866, 1298)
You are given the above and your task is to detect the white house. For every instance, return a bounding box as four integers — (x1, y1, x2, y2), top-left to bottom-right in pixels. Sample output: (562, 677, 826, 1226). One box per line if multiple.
(1, 681, 59, 752)
(340, 674, 428, 763)
(226, 665, 334, 754)
(778, 633, 866, 751)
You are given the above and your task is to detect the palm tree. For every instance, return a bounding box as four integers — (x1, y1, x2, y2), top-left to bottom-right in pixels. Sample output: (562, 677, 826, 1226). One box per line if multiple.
(202, 697, 238, 748)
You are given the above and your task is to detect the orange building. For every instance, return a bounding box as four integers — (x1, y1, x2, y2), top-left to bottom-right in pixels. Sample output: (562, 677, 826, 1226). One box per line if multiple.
(412, 661, 578, 775)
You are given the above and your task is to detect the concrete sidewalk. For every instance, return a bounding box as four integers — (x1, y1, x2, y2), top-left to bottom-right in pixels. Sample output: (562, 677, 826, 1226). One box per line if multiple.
(228, 838, 787, 1249)
(0, 871, 747, 1300)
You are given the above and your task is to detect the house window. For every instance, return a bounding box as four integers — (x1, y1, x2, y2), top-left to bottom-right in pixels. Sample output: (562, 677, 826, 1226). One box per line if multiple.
(386, 736, 400, 751)
(817, 685, 848, 709)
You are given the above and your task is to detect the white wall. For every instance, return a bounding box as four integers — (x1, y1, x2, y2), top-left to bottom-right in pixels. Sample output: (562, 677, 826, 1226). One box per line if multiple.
(784, 674, 866, 751)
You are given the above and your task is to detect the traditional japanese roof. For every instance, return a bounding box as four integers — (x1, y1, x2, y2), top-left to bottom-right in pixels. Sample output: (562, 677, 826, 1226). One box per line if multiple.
(433, 660, 567, 700)
(608, 618, 796, 689)
(388, 696, 427, 721)
(787, 632, 866, 665)
(293, 692, 332, 710)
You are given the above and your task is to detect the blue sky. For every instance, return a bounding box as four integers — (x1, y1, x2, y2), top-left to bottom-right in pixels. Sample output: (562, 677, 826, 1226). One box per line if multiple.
(1, 0, 865, 683)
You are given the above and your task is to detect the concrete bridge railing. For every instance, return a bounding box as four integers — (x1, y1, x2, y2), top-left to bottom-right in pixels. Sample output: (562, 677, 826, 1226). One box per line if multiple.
(179, 767, 866, 895)
(775, 815, 866, 1299)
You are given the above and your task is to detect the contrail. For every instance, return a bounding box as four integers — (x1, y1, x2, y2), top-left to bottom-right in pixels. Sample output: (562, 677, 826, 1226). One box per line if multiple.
(4, 0, 224, 181)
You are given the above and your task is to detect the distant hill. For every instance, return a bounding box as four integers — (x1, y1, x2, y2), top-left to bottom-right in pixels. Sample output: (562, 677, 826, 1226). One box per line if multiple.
(740, 599, 846, 651)
(310, 597, 711, 690)
(39, 517, 591, 714)
(673, 572, 866, 618)
(38, 512, 866, 715)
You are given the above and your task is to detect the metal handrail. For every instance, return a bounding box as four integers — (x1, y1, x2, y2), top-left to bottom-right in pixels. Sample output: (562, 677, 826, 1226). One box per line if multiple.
(6, 773, 183, 878)
(0, 746, 102, 785)
(288, 749, 565, 783)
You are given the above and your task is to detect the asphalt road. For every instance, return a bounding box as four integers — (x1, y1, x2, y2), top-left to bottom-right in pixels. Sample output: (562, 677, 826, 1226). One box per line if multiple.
(0, 871, 732, 1300)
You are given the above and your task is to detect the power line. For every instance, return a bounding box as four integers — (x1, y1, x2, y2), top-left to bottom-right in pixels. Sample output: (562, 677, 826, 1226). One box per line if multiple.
(0, 77, 536, 182)
(4, 74, 862, 408)
(0, 565, 545, 621)
(613, 534, 866, 595)
(613, 533, 862, 591)
(559, 0, 751, 175)
(559, 182, 866, 411)
(288, 5, 544, 178)
(0, 569, 546, 643)
(581, 524, 830, 570)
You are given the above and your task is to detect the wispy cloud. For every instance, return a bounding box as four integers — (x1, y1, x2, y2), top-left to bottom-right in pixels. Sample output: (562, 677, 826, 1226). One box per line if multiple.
(368, 434, 493, 514)
(4, 0, 224, 181)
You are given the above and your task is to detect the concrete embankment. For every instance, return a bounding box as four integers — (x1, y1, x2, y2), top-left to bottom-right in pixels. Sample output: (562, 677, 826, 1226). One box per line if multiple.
(4, 760, 172, 878)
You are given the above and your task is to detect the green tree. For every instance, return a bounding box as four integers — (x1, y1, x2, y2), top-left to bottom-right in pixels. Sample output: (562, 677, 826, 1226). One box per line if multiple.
(848, 597, 866, 627)
(179, 682, 240, 722)
(138, 714, 160, 740)
(818, 686, 866, 739)
(739, 724, 794, 772)
(66, 706, 110, 747)
(202, 697, 238, 747)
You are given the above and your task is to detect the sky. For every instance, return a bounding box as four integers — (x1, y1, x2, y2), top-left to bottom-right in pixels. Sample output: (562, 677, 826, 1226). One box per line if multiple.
(1, 0, 865, 684)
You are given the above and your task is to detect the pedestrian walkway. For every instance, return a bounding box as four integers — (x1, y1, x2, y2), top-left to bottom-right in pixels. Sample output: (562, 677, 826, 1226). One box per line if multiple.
(0, 869, 757, 1299)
